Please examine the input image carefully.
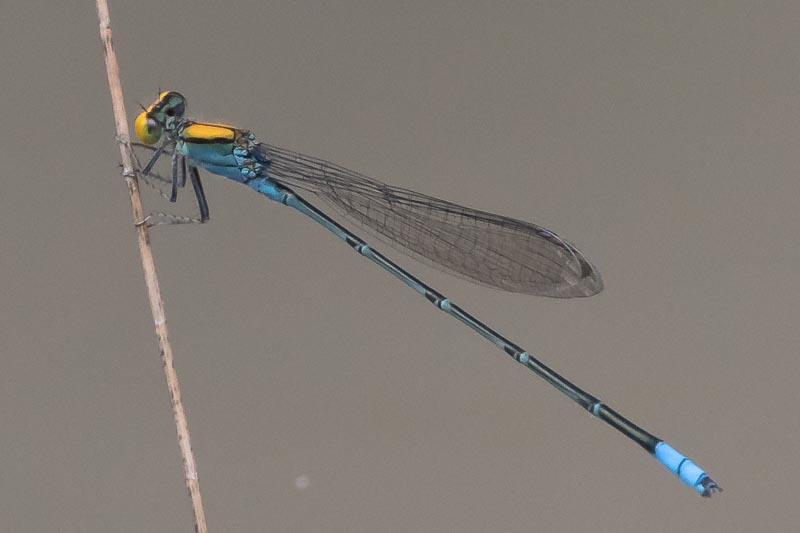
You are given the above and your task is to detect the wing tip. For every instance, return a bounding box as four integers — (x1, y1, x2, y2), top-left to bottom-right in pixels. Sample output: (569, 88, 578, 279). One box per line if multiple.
(551, 266, 603, 298)
(542, 250, 604, 299)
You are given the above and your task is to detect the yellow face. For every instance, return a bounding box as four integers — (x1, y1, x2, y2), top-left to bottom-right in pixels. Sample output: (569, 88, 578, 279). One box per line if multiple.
(134, 111, 162, 144)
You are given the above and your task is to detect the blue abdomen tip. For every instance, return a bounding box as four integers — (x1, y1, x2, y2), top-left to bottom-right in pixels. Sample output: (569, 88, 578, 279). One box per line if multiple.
(654, 442, 720, 496)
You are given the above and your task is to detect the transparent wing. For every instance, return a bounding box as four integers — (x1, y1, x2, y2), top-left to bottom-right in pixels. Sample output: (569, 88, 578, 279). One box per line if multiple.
(255, 143, 603, 298)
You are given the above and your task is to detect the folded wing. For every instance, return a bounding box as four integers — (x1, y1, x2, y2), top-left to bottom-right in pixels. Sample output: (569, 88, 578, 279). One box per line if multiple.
(256, 143, 603, 298)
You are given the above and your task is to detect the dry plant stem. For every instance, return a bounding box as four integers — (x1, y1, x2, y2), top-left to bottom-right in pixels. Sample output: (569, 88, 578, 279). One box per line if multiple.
(95, 2, 208, 531)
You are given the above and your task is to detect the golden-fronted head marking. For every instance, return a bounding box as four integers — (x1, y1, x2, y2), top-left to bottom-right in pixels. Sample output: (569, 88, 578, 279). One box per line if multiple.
(134, 112, 162, 144)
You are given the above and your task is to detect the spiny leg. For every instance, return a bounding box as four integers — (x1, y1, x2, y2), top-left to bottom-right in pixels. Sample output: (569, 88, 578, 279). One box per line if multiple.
(127, 142, 207, 226)
(188, 165, 210, 222)
(170, 151, 180, 202)
(179, 154, 188, 188)
(141, 143, 167, 175)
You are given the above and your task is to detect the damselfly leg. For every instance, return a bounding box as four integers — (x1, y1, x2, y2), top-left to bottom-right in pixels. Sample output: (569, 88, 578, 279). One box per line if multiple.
(130, 142, 210, 225)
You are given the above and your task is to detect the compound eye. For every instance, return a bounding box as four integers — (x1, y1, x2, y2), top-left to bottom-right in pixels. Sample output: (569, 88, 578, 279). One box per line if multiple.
(134, 112, 162, 144)
(166, 99, 185, 117)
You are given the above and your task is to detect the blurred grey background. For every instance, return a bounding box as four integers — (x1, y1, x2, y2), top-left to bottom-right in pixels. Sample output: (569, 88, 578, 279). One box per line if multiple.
(2, 1, 798, 531)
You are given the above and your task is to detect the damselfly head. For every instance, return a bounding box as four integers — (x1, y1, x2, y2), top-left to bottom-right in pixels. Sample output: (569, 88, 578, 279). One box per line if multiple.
(134, 91, 187, 144)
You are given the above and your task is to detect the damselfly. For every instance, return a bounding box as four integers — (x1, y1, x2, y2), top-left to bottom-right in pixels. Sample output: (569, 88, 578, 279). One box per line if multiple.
(132, 91, 720, 496)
